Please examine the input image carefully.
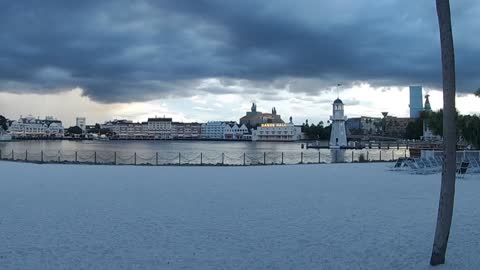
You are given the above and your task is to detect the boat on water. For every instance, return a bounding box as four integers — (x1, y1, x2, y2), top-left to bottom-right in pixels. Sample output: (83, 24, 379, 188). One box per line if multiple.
(92, 134, 110, 141)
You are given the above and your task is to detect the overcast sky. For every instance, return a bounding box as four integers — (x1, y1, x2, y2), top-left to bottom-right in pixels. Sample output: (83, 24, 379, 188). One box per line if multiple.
(1, 0, 479, 126)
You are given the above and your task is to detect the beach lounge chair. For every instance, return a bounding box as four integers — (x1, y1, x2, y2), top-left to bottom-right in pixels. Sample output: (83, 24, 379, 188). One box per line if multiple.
(423, 157, 442, 173)
(390, 158, 407, 171)
(406, 159, 429, 174)
(467, 158, 480, 173)
(456, 161, 469, 178)
(435, 156, 444, 166)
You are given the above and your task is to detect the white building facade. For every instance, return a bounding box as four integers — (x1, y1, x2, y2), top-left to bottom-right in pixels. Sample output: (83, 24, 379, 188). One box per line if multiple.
(171, 122, 201, 139)
(223, 123, 249, 140)
(76, 117, 86, 133)
(329, 99, 348, 148)
(201, 121, 228, 139)
(147, 117, 172, 139)
(9, 116, 64, 138)
(101, 120, 150, 139)
(251, 123, 302, 141)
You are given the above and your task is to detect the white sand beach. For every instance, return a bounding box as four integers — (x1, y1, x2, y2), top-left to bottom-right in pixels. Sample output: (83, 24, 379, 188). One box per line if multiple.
(0, 161, 479, 269)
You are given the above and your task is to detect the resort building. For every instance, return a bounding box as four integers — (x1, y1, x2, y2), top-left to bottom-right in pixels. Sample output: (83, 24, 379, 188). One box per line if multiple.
(239, 103, 284, 128)
(147, 117, 172, 139)
(384, 116, 414, 138)
(8, 116, 64, 138)
(345, 116, 383, 136)
(223, 123, 249, 140)
(101, 120, 150, 139)
(251, 120, 303, 142)
(171, 122, 201, 139)
(201, 121, 231, 139)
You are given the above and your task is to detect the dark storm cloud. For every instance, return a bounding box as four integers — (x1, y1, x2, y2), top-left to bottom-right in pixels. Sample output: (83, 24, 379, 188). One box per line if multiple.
(0, 0, 478, 102)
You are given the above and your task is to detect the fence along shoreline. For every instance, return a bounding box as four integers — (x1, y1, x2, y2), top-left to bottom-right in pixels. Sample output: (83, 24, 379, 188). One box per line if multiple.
(0, 149, 406, 166)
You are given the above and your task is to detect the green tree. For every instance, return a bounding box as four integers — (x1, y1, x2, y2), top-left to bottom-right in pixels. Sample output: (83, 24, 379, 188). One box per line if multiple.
(67, 126, 83, 135)
(431, 0, 457, 265)
(426, 110, 445, 136)
(405, 119, 423, 140)
(458, 115, 480, 149)
(0, 115, 8, 131)
(303, 122, 331, 140)
(475, 88, 480, 97)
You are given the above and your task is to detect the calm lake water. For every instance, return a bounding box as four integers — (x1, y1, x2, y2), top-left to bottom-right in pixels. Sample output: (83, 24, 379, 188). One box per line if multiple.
(0, 140, 406, 164)
(0, 140, 317, 153)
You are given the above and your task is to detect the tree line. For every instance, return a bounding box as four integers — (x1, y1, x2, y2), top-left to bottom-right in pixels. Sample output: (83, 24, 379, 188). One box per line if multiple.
(405, 110, 480, 149)
(0, 115, 8, 131)
(301, 121, 331, 140)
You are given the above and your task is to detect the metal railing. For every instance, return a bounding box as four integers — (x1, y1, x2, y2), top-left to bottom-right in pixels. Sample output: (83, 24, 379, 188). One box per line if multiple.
(0, 149, 409, 166)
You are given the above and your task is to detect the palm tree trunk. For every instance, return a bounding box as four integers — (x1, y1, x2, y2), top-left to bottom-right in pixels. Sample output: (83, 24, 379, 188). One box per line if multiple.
(431, 0, 457, 266)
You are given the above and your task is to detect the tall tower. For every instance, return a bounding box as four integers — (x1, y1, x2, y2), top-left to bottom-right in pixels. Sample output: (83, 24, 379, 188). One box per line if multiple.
(329, 98, 347, 148)
(409, 86, 423, 118)
(76, 117, 86, 133)
(422, 94, 435, 140)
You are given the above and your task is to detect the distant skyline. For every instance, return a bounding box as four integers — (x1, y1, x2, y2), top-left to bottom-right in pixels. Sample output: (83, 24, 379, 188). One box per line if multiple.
(1, 85, 479, 127)
(1, 1, 479, 126)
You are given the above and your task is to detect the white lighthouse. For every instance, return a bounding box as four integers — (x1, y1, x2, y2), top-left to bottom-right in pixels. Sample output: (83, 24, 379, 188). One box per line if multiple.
(329, 98, 348, 148)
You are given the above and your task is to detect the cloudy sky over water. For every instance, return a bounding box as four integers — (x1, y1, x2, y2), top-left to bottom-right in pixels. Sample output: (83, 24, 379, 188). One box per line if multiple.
(1, 0, 479, 126)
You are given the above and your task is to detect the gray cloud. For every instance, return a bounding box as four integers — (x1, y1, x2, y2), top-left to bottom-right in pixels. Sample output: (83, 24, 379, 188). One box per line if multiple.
(0, 0, 478, 103)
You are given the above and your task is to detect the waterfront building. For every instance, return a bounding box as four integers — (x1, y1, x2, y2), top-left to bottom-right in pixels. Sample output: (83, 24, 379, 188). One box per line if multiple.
(223, 123, 249, 140)
(171, 122, 201, 139)
(201, 121, 233, 139)
(147, 117, 172, 139)
(239, 103, 284, 128)
(329, 99, 347, 148)
(9, 116, 64, 138)
(384, 116, 414, 138)
(76, 117, 86, 133)
(409, 86, 423, 118)
(251, 121, 302, 141)
(345, 116, 382, 136)
(101, 119, 151, 139)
